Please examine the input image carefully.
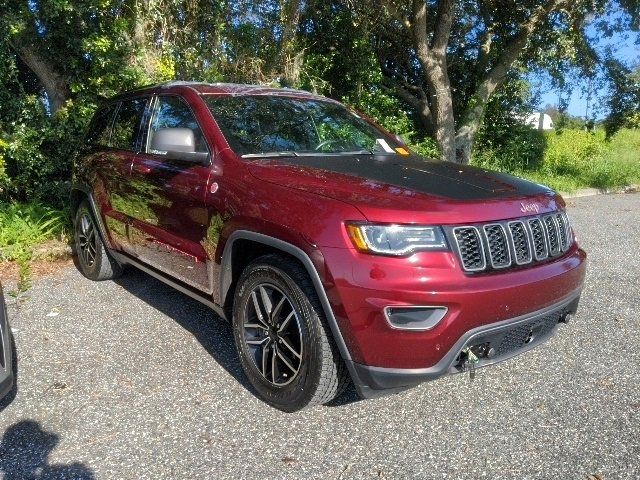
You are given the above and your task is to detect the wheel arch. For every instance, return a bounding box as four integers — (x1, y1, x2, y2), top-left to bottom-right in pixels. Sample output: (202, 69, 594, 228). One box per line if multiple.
(69, 184, 114, 250)
(220, 231, 353, 363)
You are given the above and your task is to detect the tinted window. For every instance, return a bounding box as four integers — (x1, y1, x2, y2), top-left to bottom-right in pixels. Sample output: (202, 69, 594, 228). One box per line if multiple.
(204, 95, 400, 156)
(147, 96, 208, 153)
(111, 98, 147, 151)
(85, 105, 116, 146)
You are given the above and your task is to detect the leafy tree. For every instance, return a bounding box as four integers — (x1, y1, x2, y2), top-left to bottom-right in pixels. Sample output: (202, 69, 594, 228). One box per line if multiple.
(0, 0, 228, 204)
(342, 0, 639, 163)
(604, 61, 640, 136)
(541, 105, 586, 131)
(0, 0, 638, 206)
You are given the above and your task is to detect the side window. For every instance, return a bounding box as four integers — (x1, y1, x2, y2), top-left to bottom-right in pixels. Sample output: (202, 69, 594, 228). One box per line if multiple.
(111, 98, 148, 151)
(147, 96, 208, 155)
(85, 104, 116, 146)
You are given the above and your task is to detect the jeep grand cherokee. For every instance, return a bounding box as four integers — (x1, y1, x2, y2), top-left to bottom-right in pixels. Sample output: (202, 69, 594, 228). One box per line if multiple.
(71, 82, 587, 411)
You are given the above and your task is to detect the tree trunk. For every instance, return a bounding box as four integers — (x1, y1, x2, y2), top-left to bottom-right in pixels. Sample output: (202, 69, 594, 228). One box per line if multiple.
(425, 57, 456, 162)
(411, 0, 457, 162)
(453, 0, 568, 164)
(416, 99, 436, 138)
(279, 0, 304, 86)
(454, 124, 475, 164)
(10, 41, 69, 114)
(377, 0, 568, 164)
(454, 91, 488, 164)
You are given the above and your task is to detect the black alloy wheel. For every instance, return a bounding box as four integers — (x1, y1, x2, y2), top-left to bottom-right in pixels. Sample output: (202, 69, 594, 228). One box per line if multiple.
(242, 284, 303, 386)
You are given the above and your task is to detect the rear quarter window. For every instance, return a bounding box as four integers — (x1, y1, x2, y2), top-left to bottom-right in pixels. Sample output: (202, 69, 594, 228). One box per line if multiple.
(85, 104, 116, 146)
(111, 97, 148, 151)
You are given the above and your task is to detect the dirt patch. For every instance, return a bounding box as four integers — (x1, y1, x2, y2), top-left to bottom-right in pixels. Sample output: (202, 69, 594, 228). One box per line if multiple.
(0, 261, 19, 282)
(31, 239, 73, 261)
(0, 257, 74, 285)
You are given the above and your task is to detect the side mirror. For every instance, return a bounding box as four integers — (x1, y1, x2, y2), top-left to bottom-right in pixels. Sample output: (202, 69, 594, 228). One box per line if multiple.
(150, 128, 210, 164)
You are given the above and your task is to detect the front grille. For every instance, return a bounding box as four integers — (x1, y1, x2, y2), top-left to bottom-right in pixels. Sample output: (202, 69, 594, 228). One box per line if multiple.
(528, 218, 548, 260)
(451, 211, 573, 273)
(508, 221, 532, 264)
(556, 212, 569, 251)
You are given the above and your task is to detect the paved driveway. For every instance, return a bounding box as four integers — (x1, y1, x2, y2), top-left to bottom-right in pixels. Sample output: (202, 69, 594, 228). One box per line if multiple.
(1, 193, 638, 479)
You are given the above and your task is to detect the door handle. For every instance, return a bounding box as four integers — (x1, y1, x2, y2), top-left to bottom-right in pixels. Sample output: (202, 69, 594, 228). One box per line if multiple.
(133, 164, 152, 174)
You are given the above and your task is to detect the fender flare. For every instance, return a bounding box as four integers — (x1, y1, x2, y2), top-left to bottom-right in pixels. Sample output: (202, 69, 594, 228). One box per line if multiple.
(219, 230, 353, 363)
(69, 184, 114, 250)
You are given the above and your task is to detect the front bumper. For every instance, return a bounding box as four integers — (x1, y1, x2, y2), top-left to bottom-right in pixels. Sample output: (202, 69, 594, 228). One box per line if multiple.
(0, 286, 14, 401)
(348, 290, 581, 398)
(321, 244, 587, 369)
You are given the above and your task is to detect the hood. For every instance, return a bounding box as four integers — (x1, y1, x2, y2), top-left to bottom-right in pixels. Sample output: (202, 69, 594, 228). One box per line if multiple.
(247, 154, 563, 224)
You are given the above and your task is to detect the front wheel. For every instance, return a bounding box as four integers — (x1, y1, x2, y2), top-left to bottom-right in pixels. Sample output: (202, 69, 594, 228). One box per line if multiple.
(232, 254, 348, 411)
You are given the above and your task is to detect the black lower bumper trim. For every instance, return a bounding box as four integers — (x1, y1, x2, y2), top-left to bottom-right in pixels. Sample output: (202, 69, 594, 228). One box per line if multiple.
(349, 290, 582, 399)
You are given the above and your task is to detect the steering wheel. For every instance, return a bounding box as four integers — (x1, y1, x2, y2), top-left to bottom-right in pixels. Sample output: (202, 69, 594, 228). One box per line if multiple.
(314, 138, 342, 151)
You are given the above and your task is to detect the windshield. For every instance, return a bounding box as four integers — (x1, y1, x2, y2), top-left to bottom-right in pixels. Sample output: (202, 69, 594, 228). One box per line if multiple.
(204, 95, 403, 157)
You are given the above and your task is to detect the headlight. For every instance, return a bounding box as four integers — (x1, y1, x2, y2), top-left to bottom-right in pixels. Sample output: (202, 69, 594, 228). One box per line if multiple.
(346, 223, 448, 256)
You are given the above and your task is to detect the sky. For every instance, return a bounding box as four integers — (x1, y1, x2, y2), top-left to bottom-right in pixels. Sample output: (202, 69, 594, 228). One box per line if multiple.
(533, 11, 639, 119)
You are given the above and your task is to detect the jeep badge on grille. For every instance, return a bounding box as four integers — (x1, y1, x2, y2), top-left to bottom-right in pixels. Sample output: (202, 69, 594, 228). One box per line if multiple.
(520, 202, 540, 214)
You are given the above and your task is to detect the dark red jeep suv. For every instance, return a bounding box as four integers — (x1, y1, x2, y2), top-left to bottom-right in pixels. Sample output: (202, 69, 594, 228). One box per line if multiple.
(71, 81, 587, 411)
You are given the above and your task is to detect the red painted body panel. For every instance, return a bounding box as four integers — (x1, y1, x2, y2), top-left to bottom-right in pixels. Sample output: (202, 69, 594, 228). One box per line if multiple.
(75, 82, 587, 376)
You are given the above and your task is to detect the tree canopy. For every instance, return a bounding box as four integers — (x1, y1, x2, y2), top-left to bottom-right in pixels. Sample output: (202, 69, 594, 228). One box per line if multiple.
(0, 0, 638, 202)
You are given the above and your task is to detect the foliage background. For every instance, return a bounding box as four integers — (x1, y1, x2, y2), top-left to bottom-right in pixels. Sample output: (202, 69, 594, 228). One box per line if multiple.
(0, 0, 638, 211)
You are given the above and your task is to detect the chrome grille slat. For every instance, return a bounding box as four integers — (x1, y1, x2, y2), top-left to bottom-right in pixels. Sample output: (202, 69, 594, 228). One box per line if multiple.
(483, 224, 511, 268)
(453, 212, 573, 273)
(543, 214, 561, 256)
(507, 221, 533, 264)
(556, 213, 568, 251)
(527, 218, 549, 261)
(453, 226, 486, 272)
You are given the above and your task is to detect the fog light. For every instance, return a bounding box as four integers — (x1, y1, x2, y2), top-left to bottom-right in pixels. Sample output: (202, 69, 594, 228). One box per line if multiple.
(384, 306, 447, 330)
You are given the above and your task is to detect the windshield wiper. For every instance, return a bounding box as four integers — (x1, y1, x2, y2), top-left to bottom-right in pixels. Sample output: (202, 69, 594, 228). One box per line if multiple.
(241, 151, 300, 158)
(241, 149, 394, 158)
(343, 149, 375, 155)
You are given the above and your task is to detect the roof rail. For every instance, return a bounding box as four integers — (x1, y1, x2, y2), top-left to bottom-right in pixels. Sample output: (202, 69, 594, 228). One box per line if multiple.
(110, 80, 321, 99)
(109, 80, 207, 98)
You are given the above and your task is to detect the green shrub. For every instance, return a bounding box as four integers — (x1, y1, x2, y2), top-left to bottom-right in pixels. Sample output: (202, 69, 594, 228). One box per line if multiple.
(0, 98, 94, 208)
(408, 136, 440, 158)
(474, 123, 546, 172)
(0, 202, 68, 261)
(473, 127, 640, 192)
(0, 138, 7, 188)
(0, 201, 68, 291)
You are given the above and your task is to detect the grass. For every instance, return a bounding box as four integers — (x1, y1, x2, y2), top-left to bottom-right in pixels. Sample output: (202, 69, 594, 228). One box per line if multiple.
(473, 128, 640, 193)
(0, 202, 69, 292)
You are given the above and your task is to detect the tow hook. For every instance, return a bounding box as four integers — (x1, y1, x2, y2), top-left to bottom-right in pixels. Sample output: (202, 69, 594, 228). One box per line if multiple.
(461, 347, 480, 381)
(559, 312, 573, 324)
(461, 343, 496, 381)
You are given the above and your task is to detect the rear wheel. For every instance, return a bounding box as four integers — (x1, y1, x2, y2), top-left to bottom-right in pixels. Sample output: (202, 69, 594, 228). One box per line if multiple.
(74, 200, 122, 281)
(232, 254, 348, 411)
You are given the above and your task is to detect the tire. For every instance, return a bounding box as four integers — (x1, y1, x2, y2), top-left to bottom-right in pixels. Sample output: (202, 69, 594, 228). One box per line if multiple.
(232, 254, 348, 412)
(73, 200, 123, 281)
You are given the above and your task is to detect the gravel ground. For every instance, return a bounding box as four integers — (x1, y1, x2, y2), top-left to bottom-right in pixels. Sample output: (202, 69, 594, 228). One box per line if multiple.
(0, 193, 638, 480)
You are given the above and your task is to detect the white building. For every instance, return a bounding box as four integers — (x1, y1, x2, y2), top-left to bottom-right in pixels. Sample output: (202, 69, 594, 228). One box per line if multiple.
(524, 112, 554, 130)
